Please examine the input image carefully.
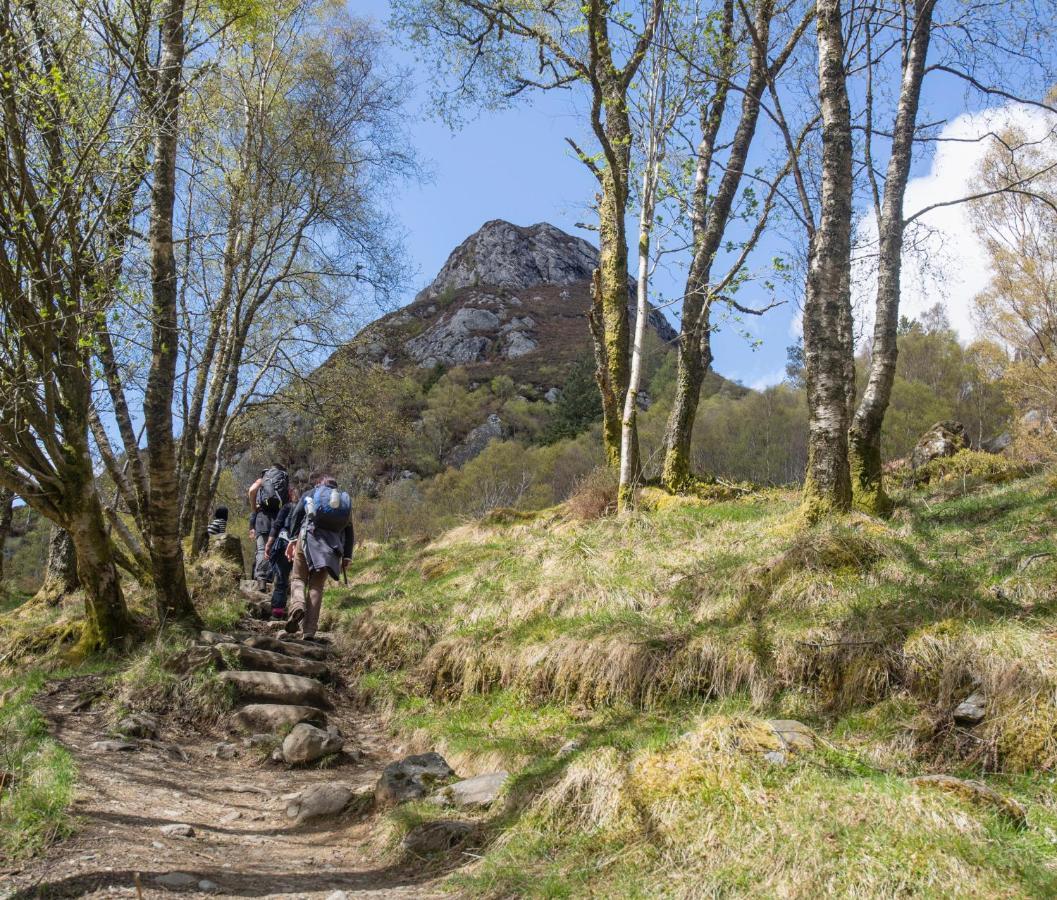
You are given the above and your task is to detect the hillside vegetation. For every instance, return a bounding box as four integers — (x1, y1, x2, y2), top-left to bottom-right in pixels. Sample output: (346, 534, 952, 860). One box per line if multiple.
(326, 464, 1057, 896)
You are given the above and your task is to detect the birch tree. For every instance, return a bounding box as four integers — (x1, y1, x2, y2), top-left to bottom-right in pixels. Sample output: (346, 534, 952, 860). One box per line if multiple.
(659, 0, 812, 492)
(800, 0, 855, 516)
(0, 0, 137, 646)
(394, 0, 661, 468)
(170, 6, 413, 554)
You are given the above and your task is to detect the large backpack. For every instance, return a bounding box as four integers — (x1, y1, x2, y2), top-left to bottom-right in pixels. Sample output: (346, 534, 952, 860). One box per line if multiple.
(307, 483, 351, 533)
(257, 466, 289, 514)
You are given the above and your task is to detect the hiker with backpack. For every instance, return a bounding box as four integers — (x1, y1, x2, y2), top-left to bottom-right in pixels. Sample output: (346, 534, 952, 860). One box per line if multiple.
(284, 473, 353, 640)
(264, 482, 301, 620)
(248, 464, 290, 592)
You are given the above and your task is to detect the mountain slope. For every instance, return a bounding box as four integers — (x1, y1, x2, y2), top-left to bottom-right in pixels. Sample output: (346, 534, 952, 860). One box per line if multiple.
(342, 220, 676, 388)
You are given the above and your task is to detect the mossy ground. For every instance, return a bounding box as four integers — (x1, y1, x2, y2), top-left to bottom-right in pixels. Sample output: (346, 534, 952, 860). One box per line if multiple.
(330, 471, 1057, 897)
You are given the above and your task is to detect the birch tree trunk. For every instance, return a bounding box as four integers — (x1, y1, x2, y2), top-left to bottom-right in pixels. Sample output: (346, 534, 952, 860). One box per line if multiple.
(144, 0, 197, 623)
(802, 0, 855, 517)
(33, 526, 79, 606)
(848, 0, 935, 514)
(619, 71, 664, 511)
(660, 0, 785, 491)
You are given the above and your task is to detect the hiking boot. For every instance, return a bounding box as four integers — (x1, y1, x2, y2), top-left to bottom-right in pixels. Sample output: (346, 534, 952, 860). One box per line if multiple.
(284, 607, 304, 633)
(256, 578, 268, 593)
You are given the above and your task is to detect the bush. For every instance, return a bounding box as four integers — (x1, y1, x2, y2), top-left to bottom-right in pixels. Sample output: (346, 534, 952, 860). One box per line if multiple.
(565, 467, 618, 520)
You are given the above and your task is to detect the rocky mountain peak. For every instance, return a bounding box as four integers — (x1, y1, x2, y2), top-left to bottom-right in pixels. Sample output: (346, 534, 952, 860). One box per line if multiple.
(416, 220, 598, 303)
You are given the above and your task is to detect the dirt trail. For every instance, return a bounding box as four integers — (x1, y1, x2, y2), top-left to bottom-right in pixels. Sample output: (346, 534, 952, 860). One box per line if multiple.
(1, 630, 457, 899)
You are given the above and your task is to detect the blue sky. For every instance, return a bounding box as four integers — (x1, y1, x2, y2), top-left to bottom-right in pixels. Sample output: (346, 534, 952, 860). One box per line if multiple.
(355, 0, 1047, 389)
(356, 0, 800, 389)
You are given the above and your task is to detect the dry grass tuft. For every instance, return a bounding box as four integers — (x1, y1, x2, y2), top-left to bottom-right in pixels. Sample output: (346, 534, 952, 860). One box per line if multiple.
(536, 746, 635, 832)
(564, 468, 618, 521)
(343, 610, 437, 675)
(904, 622, 1057, 772)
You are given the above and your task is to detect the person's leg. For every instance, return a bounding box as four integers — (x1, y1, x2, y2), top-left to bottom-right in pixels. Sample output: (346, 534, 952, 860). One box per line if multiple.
(254, 532, 269, 589)
(271, 557, 290, 617)
(285, 548, 309, 632)
(302, 570, 327, 638)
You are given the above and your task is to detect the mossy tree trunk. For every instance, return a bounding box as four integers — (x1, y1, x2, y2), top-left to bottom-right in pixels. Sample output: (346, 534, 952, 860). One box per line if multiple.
(802, 0, 855, 519)
(33, 526, 79, 606)
(144, 0, 197, 625)
(849, 0, 935, 515)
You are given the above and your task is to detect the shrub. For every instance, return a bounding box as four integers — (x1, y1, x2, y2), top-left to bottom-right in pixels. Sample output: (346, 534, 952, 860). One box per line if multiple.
(565, 467, 618, 521)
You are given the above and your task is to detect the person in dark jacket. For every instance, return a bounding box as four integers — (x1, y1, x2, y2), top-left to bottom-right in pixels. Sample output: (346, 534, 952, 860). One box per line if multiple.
(206, 507, 228, 536)
(284, 474, 353, 640)
(264, 485, 300, 619)
(247, 463, 288, 592)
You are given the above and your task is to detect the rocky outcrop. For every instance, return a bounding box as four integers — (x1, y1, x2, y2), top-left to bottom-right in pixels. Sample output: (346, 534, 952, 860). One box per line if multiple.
(344, 220, 677, 380)
(375, 752, 455, 805)
(911, 421, 968, 469)
(445, 414, 506, 468)
(415, 220, 597, 304)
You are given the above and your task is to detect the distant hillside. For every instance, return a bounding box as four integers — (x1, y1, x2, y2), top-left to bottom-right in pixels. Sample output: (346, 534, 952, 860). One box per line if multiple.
(335, 219, 677, 390)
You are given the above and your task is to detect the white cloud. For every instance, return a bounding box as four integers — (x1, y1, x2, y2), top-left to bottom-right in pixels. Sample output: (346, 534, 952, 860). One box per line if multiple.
(853, 104, 1057, 341)
(749, 368, 787, 391)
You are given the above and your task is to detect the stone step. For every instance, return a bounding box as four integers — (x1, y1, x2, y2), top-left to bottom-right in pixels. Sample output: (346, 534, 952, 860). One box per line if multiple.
(215, 643, 330, 680)
(243, 634, 329, 662)
(218, 670, 332, 709)
(232, 703, 327, 733)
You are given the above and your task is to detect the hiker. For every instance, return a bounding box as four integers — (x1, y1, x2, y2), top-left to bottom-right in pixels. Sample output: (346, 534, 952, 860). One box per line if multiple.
(206, 506, 228, 536)
(264, 483, 301, 620)
(248, 464, 290, 592)
(285, 473, 353, 640)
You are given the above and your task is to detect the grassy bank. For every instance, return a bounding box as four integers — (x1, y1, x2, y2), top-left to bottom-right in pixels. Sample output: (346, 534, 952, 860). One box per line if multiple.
(332, 469, 1057, 896)
(0, 670, 79, 860)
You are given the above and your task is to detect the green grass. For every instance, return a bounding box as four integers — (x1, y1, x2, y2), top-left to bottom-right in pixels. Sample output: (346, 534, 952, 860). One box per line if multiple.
(332, 471, 1057, 896)
(0, 670, 77, 859)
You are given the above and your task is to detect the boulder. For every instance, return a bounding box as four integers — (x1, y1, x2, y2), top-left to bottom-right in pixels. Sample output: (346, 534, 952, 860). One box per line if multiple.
(981, 432, 1012, 454)
(401, 819, 478, 855)
(243, 634, 329, 661)
(761, 719, 815, 766)
(219, 670, 332, 709)
(376, 752, 455, 805)
(114, 713, 158, 739)
(953, 691, 986, 726)
(233, 703, 326, 733)
(544, 387, 562, 404)
(446, 414, 506, 468)
(911, 775, 1027, 828)
(432, 771, 508, 809)
(215, 642, 329, 679)
(210, 532, 244, 572)
(281, 723, 344, 765)
(911, 421, 968, 470)
(199, 630, 235, 646)
(159, 823, 195, 837)
(285, 783, 354, 824)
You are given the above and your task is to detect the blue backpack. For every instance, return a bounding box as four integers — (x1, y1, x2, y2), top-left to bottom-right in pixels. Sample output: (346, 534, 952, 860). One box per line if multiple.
(307, 484, 351, 533)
